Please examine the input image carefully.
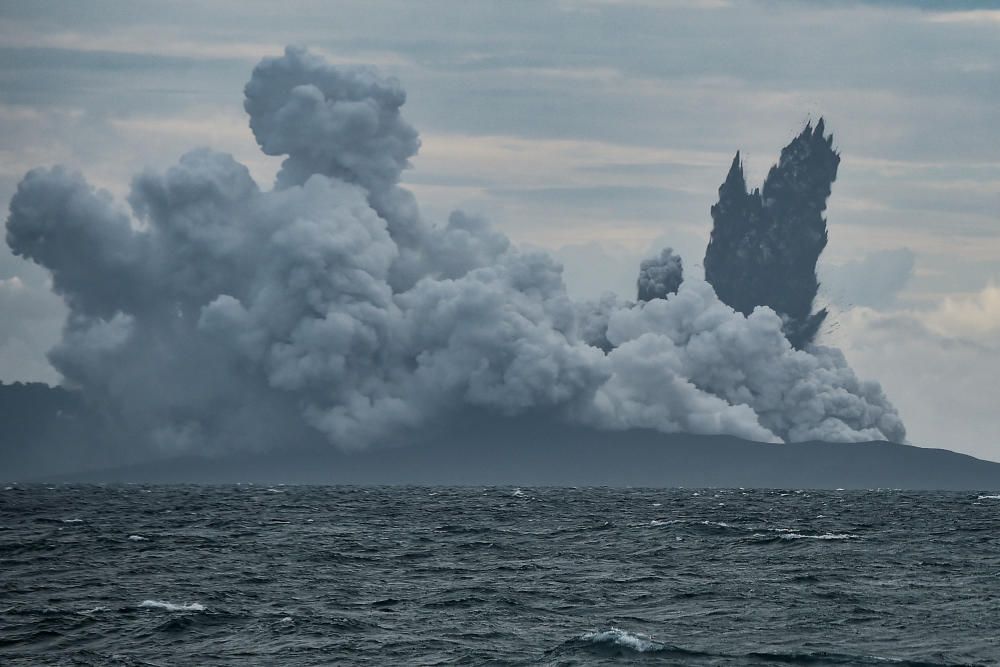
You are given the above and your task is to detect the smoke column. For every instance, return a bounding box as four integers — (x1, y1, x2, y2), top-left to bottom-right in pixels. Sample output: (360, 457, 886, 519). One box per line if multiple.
(704, 121, 839, 348)
(5, 48, 904, 454)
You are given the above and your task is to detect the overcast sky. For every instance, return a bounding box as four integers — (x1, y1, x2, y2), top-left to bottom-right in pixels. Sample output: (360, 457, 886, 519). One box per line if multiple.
(0, 0, 997, 458)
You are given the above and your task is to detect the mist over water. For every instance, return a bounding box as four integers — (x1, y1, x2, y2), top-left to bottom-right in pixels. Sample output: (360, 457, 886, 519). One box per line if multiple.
(2, 485, 998, 665)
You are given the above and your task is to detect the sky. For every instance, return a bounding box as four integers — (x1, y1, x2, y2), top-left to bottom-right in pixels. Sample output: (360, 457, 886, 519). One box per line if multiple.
(0, 0, 998, 459)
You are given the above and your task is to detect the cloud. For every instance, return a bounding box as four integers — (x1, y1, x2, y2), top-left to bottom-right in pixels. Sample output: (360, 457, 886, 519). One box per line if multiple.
(602, 281, 904, 443)
(819, 247, 915, 310)
(244, 47, 420, 192)
(923, 282, 1000, 340)
(0, 269, 64, 384)
(637, 247, 683, 302)
(555, 241, 642, 301)
(5, 47, 905, 456)
(829, 290, 1000, 459)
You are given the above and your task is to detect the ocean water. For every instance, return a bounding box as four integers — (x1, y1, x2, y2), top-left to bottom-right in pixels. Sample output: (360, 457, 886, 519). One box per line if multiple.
(2, 486, 999, 665)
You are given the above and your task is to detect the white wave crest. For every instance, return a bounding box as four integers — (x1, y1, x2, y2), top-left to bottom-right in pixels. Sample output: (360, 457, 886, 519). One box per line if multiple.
(978, 495, 1000, 500)
(777, 533, 858, 540)
(139, 599, 206, 612)
(580, 627, 665, 653)
(128, 535, 148, 541)
(79, 606, 109, 615)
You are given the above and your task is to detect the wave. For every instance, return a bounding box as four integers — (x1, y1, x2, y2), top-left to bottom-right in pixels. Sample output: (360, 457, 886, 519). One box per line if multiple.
(138, 599, 206, 612)
(128, 535, 148, 541)
(747, 531, 861, 544)
(978, 495, 1000, 500)
(79, 606, 109, 615)
(577, 631, 932, 664)
(648, 519, 735, 528)
(747, 649, 952, 665)
(579, 627, 666, 653)
(649, 519, 805, 534)
(568, 627, 717, 660)
(646, 520, 864, 545)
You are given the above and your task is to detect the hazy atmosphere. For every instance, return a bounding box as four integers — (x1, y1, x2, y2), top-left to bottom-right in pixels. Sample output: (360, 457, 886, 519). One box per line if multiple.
(1, 0, 998, 459)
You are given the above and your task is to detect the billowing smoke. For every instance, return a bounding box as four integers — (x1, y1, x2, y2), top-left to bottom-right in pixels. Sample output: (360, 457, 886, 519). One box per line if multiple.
(704, 121, 839, 348)
(637, 248, 683, 303)
(5, 47, 904, 454)
(578, 247, 684, 354)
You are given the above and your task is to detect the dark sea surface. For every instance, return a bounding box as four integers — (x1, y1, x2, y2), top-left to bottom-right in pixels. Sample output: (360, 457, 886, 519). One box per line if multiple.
(2, 486, 999, 666)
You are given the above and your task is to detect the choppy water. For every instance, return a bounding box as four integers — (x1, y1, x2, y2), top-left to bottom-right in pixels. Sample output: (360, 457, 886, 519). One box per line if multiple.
(2, 486, 1000, 665)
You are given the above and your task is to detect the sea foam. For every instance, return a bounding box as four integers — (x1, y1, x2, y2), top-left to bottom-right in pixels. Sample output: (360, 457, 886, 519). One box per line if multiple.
(580, 627, 665, 653)
(777, 533, 858, 540)
(139, 600, 206, 612)
(79, 606, 109, 615)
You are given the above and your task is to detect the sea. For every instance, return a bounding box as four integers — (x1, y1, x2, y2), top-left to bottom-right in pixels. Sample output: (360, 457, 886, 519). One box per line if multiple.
(2, 485, 999, 666)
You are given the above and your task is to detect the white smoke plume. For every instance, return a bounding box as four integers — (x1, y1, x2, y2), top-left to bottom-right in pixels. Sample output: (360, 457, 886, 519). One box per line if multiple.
(4, 47, 905, 454)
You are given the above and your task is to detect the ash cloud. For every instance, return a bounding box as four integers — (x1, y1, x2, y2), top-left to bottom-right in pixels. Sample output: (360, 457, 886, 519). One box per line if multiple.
(244, 50, 420, 193)
(704, 121, 839, 348)
(637, 248, 683, 302)
(5, 47, 905, 454)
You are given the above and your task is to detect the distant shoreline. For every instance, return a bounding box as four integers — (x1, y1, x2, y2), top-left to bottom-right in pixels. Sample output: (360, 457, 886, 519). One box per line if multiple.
(18, 416, 1000, 491)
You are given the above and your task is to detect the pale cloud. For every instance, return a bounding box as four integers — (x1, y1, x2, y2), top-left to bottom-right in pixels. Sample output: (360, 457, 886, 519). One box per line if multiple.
(819, 248, 915, 310)
(827, 223, 1000, 265)
(0, 27, 283, 61)
(559, 0, 733, 10)
(924, 10, 1000, 25)
(0, 24, 414, 68)
(823, 284, 1000, 460)
(850, 155, 1000, 177)
(410, 132, 726, 190)
(404, 132, 727, 249)
(924, 283, 1000, 340)
(109, 114, 281, 190)
(0, 268, 64, 385)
